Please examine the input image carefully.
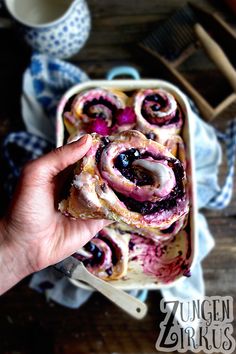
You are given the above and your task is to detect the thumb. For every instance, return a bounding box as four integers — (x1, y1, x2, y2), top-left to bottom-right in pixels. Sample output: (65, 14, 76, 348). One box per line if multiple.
(62, 219, 115, 256)
(36, 134, 92, 178)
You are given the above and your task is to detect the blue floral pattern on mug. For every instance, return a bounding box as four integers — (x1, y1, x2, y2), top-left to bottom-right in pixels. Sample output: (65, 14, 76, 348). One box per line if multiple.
(22, 0, 91, 59)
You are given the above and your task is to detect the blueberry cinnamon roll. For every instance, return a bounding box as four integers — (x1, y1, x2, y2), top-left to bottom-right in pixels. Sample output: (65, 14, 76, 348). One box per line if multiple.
(59, 130, 189, 230)
(63, 88, 135, 140)
(73, 227, 130, 280)
(134, 88, 183, 143)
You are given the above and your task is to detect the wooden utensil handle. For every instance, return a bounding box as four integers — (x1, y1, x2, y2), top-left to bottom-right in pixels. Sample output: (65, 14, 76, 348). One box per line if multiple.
(194, 23, 236, 92)
(82, 270, 147, 319)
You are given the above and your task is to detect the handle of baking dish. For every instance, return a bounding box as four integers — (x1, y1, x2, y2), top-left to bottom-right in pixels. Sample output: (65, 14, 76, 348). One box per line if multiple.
(106, 66, 140, 80)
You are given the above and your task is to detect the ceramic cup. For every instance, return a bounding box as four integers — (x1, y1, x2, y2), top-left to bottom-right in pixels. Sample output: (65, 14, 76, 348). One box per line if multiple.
(4, 0, 91, 58)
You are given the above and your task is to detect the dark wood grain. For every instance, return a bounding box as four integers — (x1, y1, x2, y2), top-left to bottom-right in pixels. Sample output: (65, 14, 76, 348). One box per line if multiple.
(0, 0, 235, 353)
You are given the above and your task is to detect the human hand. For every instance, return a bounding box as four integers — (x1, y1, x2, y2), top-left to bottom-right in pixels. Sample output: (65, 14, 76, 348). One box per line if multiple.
(0, 134, 111, 294)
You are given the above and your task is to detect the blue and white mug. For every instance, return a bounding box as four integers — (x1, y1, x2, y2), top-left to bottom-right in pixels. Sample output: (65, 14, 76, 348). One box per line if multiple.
(4, 0, 91, 58)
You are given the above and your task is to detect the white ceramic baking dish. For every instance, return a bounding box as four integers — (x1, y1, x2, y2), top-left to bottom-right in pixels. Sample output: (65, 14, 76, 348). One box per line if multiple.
(56, 79, 198, 290)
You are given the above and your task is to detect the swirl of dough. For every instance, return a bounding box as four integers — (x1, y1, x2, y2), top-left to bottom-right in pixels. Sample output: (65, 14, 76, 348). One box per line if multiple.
(59, 130, 189, 230)
(74, 227, 130, 280)
(63, 88, 133, 139)
(134, 88, 183, 142)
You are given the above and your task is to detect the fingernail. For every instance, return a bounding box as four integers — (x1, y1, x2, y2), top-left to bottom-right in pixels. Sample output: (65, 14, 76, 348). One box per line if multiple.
(76, 134, 89, 146)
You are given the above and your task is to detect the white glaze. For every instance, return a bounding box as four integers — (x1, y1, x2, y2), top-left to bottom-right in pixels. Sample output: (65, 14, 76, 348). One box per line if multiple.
(133, 159, 176, 197)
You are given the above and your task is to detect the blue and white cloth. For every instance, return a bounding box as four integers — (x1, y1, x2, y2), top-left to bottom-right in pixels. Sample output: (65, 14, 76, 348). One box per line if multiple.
(208, 118, 236, 209)
(1, 53, 236, 313)
(21, 53, 89, 144)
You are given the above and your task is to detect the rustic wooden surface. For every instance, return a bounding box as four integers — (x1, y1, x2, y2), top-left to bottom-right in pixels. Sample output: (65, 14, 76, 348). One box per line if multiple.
(0, 0, 236, 353)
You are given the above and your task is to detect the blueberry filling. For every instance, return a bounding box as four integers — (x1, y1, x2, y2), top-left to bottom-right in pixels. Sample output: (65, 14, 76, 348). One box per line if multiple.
(151, 104, 160, 111)
(116, 190, 184, 215)
(95, 147, 103, 164)
(141, 94, 166, 119)
(145, 94, 166, 104)
(106, 267, 113, 276)
(115, 153, 129, 168)
(85, 242, 96, 253)
(98, 235, 119, 266)
(115, 148, 140, 168)
(129, 240, 135, 250)
(83, 97, 117, 117)
(101, 183, 107, 192)
(91, 112, 106, 119)
(146, 132, 157, 140)
(183, 269, 191, 277)
(95, 137, 110, 164)
(165, 108, 182, 125)
(101, 136, 111, 145)
(149, 108, 182, 127)
(75, 232, 122, 277)
(84, 242, 104, 266)
(115, 157, 185, 215)
(161, 222, 176, 234)
(115, 148, 154, 186)
(141, 92, 182, 127)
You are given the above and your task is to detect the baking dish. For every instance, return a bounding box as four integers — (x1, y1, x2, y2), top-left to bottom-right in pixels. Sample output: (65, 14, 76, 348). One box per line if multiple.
(56, 78, 198, 290)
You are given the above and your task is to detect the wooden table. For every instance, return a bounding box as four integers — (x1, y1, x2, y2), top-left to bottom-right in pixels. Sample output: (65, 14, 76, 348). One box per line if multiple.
(0, 1, 235, 353)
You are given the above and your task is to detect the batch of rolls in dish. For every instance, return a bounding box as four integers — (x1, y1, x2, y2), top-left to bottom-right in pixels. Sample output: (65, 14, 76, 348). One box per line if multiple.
(59, 87, 190, 282)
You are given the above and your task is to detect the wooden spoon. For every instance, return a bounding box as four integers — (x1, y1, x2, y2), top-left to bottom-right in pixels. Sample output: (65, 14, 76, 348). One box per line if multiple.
(54, 256, 148, 319)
